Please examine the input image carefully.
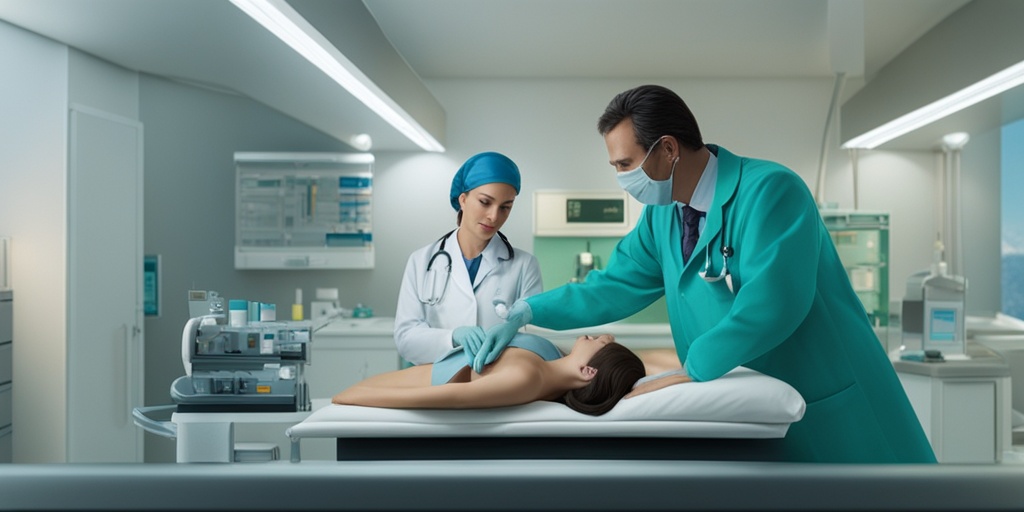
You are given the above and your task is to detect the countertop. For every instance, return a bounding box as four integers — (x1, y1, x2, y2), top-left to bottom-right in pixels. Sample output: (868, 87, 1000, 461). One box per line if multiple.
(312, 317, 675, 351)
(525, 322, 674, 350)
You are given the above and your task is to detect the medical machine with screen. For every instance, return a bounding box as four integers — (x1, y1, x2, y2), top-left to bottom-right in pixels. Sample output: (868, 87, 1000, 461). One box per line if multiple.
(173, 291, 314, 412)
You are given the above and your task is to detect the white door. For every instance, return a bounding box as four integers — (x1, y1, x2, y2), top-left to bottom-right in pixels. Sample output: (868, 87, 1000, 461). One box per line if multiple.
(67, 106, 144, 462)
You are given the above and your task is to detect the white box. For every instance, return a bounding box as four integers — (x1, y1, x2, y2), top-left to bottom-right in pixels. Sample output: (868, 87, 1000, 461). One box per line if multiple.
(533, 190, 642, 237)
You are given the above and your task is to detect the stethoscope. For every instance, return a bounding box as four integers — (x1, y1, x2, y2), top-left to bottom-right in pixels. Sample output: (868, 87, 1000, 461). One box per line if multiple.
(419, 228, 514, 306)
(695, 205, 735, 294)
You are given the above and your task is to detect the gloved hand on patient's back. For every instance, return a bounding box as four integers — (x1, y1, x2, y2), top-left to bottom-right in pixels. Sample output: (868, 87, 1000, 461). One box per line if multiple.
(453, 326, 486, 362)
(474, 299, 533, 373)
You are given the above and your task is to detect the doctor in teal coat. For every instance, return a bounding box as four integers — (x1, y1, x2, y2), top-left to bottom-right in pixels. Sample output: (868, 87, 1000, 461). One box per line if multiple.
(477, 85, 935, 463)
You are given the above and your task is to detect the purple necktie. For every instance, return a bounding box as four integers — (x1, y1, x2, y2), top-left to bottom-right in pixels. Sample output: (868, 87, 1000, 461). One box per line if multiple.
(682, 205, 704, 264)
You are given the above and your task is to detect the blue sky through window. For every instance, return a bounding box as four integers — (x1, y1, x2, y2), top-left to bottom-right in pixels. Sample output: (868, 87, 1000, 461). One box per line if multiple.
(1002, 118, 1024, 319)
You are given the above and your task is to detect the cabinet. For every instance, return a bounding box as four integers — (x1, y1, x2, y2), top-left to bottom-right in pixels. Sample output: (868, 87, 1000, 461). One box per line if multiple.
(0, 290, 11, 463)
(234, 152, 375, 269)
(895, 342, 1012, 463)
(821, 210, 890, 337)
(66, 106, 145, 462)
(307, 317, 399, 398)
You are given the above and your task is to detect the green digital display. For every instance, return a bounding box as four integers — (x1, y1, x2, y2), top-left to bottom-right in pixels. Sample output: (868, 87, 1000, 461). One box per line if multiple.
(566, 199, 625, 223)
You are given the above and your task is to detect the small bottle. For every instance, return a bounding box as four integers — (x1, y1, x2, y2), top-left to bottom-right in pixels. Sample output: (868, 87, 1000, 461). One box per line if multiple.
(228, 300, 248, 327)
(292, 288, 304, 321)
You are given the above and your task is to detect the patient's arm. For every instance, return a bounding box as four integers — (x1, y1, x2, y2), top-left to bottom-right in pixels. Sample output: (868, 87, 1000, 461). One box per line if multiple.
(636, 348, 683, 375)
(623, 373, 691, 399)
(333, 361, 545, 409)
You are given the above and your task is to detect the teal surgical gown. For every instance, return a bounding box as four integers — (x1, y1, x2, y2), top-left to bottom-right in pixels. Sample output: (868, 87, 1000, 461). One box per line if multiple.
(526, 145, 935, 463)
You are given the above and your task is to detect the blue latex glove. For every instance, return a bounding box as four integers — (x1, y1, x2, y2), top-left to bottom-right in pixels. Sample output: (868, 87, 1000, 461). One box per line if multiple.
(474, 300, 533, 373)
(452, 325, 486, 363)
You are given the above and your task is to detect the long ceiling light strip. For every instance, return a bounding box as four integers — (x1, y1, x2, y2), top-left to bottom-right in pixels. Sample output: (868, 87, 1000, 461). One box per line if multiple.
(230, 0, 445, 152)
(843, 59, 1024, 149)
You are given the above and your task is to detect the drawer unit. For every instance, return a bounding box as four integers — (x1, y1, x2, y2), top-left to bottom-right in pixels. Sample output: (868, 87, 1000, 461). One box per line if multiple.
(0, 343, 10, 385)
(0, 384, 10, 428)
(0, 425, 11, 463)
(0, 298, 9, 342)
(0, 290, 10, 463)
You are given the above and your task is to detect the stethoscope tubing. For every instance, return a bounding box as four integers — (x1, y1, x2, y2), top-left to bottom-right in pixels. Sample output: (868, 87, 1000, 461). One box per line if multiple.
(698, 202, 734, 292)
(420, 229, 514, 305)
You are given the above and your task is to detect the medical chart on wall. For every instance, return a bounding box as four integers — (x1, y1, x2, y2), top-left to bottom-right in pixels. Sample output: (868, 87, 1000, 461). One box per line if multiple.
(234, 152, 375, 269)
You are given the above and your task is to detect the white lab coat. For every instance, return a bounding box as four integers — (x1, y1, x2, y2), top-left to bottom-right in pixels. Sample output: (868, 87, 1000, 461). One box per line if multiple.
(394, 228, 543, 365)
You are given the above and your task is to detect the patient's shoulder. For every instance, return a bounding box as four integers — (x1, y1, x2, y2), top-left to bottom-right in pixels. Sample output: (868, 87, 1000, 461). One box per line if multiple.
(478, 349, 545, 386)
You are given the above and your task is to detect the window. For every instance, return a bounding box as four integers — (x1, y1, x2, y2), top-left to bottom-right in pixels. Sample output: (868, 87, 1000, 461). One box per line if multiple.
(1001, 118, 1024, 319)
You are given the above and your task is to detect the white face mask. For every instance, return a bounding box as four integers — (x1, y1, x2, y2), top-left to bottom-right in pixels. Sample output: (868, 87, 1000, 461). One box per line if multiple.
(616, 137, 679, 205)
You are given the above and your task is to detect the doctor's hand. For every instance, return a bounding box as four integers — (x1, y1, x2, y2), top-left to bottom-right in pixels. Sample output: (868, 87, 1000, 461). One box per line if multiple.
(474, 300, 533, 373)
(452, 326, 486, 362)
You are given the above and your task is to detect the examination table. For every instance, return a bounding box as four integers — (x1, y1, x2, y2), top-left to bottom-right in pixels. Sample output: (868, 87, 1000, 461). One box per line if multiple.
(286, 366, 806, 462)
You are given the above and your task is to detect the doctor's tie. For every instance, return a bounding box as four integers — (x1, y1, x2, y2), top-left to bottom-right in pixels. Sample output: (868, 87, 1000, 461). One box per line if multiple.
(682, 205, 704, 264)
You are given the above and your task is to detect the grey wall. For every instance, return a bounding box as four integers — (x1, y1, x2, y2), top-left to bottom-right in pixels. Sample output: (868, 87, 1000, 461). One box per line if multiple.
(959, 125, 1003, 316)
(0, 19, 69, 463)
(140, 75, 358, 461)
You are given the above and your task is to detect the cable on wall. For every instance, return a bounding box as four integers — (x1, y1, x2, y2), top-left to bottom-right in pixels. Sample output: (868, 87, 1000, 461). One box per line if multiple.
(814, 72, 846, 207)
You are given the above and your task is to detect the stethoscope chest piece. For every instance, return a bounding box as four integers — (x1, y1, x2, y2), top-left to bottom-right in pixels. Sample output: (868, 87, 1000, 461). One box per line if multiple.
(699, 244, 734, 294)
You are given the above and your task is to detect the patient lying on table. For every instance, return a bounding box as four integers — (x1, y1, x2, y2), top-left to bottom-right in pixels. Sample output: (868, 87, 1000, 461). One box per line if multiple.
(332, 333, 659, 416)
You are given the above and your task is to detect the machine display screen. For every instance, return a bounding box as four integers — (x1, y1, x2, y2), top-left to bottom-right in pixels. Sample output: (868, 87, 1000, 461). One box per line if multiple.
(929, 308, 957, 341)
(566, 199, 625, 223)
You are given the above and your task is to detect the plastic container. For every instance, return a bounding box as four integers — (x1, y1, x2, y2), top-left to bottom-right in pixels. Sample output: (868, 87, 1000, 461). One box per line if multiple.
(228, 300, 248, 327)
(353, 303, 373, 318)
(260, 303, 276, 322)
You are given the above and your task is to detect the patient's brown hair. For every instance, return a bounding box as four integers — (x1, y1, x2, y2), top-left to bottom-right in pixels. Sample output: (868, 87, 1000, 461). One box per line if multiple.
(561, 343, 645, 416)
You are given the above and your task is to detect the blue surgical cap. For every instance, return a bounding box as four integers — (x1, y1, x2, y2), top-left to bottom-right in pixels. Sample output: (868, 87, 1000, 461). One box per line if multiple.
(449, 152, 521, 211)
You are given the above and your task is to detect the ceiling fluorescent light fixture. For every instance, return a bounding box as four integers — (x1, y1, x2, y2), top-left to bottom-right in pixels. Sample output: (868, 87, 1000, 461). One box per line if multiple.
(230, 0, 445, 152)
(843, 59, 1024, 149)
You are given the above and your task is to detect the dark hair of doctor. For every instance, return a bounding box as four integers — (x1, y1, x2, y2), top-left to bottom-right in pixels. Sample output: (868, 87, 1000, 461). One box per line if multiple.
(597, 84, 705, 152)
(561, 342, 645, 416)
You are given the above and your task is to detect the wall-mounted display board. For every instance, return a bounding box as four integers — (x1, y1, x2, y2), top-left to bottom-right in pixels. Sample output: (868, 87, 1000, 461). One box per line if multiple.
(234, 152, 374, 269)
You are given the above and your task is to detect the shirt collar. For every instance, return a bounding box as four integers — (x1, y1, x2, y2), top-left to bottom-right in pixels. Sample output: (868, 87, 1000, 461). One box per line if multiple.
(680, 151, 717, 212)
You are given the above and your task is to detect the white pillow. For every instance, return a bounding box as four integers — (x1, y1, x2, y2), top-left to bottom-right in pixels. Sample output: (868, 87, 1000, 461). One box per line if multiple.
(604, 366, 805, 424)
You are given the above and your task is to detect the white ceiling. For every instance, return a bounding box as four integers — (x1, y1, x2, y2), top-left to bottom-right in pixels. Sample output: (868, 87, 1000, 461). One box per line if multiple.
(363, 0, 965, 80)
(0, 0, 972, 151)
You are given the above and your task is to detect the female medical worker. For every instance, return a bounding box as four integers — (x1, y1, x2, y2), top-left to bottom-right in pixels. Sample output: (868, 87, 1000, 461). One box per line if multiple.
(394, 151, 543, 365)
(480, 85, 936, 463)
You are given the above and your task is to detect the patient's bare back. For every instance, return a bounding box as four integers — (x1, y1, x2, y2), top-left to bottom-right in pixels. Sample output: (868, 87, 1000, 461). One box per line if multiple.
(448, 346, 542, 384)
(333, 347, 548, 409)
